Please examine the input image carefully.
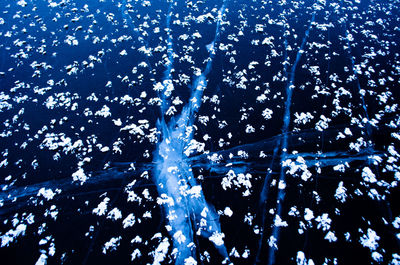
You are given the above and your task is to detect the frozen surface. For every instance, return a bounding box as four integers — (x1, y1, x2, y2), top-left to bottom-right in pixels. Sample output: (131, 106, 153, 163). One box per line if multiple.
(0, 0, 400, 264)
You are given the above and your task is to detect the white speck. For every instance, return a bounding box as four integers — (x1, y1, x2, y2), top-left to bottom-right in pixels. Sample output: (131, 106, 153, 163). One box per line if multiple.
(201, 207, 208, 218)
(1, 224, 27, 247)
(188, 185, 202, 198)
(362, 167, 377, 183)
(360, 228, 380, 251)
(102, 236, 121, 254)
(193, 32, 202, 39)
(304, 208, 314, 221)
(224, 207, 233, 217)
(152, 238, 170, 265)
(209, 232, 225, 246)
(37, 188, 55, 201)
(392, 216, 400, 229)
(372, 251, 383, 262)
(274, 215, 288, 227)
(35, 253, 48, 265)
(93, 197, 110, 216)
(184, 256, 197, 265)
(268, 235, 277, 248)
(242, 249, 250, 258)
(72, 168, 87, 185)
(294, 112, 314, 125)
(173, 230, 186, 244)
(296, 251, 314, 265)
(335, 181, 347, 203)
(324, 231, 337, 242)
(315, 213, 331, 231)
(95, 105, 111, 118)
(122, 214, 136, 229)
(107, 208, 122, 221)
(131, 249, 141, 260)
(100, 146, 110, 152)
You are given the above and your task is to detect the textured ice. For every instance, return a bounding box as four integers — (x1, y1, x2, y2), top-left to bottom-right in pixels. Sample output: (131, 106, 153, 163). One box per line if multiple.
(0, 0, 399, 264)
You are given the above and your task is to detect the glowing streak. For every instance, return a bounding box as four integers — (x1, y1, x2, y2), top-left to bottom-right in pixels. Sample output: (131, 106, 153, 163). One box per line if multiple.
(153, 2, 229, 264)
(342, 16, 395, 237)
(160, 2, 175, 115)
(343, 23, 372, 137)
(266, 11, 316, 265)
